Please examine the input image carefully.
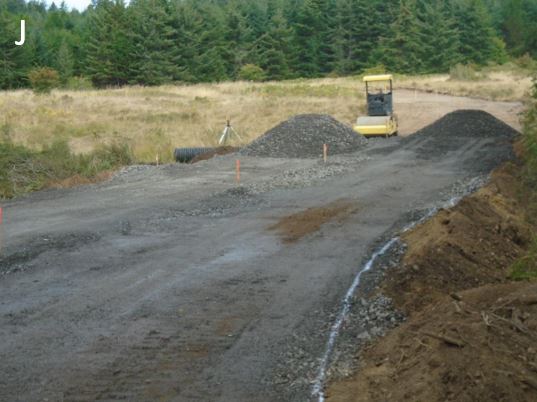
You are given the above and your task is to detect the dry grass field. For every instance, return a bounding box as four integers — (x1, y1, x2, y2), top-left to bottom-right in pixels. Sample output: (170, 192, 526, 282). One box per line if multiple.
(0, 67, 532, 164)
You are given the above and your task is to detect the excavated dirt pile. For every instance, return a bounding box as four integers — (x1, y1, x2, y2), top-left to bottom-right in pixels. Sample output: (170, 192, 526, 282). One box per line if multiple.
(241, 114, 367, 158)
(328, 164, 537, 402)
(329, 282, 537, 402)
(386, 164, 532, 314)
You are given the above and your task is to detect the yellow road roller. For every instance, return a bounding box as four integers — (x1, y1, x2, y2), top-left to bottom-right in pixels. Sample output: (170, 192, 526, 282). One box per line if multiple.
(353, 74, 398, 137)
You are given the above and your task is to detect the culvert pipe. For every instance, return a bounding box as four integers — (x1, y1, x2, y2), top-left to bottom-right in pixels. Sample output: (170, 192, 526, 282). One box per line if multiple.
(174, 147, 214, 163)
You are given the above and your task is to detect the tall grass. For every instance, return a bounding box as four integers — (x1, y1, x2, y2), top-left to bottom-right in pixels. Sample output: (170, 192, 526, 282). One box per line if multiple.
(523, 77, 537, 186)
(449, 64, 481, 81)
(0, 139, 133, 199)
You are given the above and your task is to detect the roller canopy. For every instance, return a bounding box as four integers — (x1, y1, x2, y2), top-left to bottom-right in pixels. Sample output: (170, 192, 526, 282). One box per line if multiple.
(363, 74, 393, 82)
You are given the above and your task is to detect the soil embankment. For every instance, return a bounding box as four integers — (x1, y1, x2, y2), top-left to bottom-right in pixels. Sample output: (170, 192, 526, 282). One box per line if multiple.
(328, 164, 537, 402)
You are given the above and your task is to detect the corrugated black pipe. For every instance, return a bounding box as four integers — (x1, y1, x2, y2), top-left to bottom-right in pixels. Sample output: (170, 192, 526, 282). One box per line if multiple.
(174, 147, 214, 163)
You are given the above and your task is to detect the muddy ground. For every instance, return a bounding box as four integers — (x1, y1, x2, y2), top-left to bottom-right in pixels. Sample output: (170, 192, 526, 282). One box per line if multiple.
(0, 96, 522, 401)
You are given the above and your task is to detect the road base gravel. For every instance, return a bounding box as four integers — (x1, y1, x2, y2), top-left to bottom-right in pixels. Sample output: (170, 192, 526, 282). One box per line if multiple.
(241, 114, 367, 158)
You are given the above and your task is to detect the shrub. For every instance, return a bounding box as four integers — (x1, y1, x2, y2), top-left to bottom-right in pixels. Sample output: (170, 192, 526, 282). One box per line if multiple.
(490, 37, 509, 65)
(238, 64, 266, 82)
(0, 140, 133, 199)
(515, 53, 537, 71)
(509, 237, 537, 280)
(28, 67, 60, 94)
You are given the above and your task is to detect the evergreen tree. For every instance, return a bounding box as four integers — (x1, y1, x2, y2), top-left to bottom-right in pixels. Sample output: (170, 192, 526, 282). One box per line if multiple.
(85, 0, 131, 87)
(0, 0, 534, 88)
(293, 0, 323, 77)
(331, 0, 375, 75)
(56, 39, 73, 83)
(317, 0, 337, 74)
(168, 1, 203, 82)
(192, 3, 231, 82)
(256, 9, 293, 79)
(377, 0, 423, 73)
(454, 0, 497, 65)
(224, 1, 253, 76)
(0, 12, 32, 89)
(128, 0, 177, 85)
(501, 0, 526, 56)
(417, 0, 460, 73)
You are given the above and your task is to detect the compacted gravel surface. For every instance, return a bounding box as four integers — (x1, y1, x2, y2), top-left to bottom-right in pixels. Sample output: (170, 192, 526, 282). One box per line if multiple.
(0, 109, 518, 402)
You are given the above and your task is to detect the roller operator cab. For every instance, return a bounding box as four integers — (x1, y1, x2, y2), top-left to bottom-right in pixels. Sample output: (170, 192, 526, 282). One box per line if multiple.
(353, 74, 398, 138)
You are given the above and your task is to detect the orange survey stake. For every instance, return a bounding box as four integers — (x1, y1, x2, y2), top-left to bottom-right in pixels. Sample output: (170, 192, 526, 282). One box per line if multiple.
(236, 159, 241, 184)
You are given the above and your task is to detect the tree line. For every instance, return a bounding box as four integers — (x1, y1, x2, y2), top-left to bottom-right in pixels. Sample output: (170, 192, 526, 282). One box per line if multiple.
(0, 0, 536, 89)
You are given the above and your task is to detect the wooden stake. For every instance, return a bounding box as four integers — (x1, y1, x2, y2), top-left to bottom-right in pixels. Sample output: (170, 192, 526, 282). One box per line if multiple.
(236, 159, 241, 184)
(156, 153, 159, 166)
(323, 144, 328, 163)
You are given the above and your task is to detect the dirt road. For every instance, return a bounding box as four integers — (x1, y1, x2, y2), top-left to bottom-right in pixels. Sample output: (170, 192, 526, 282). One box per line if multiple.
(0, 98, 519, 401)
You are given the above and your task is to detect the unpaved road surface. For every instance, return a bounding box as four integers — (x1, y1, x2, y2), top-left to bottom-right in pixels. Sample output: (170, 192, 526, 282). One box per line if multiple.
(0, 103, 518, 401)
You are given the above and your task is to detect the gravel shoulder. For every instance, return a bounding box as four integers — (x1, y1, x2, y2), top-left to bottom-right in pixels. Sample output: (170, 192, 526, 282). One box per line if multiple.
(0, 108, 519, 401)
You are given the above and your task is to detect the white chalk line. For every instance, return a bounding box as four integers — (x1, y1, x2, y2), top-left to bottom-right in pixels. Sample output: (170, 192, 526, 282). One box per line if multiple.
(310, 180, 483, 401)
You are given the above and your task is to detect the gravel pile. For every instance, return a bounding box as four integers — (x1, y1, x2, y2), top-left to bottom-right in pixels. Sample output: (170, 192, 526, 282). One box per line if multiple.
(403, 110, 518, 173)
(404, 110, 518, 154)
(410, 109, 518, 139)
(241, 114, 367, 158)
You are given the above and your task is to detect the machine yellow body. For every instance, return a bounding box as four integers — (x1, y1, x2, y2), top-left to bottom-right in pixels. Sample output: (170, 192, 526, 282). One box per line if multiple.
(353, 74, 398, 138)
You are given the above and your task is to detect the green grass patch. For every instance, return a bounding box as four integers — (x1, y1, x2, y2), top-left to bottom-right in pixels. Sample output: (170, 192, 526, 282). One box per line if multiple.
(523, 78, 537, 187)
(510, 76, 537, 281)
(509, 237, 537, 280)
(0, 140, 133, 199)
(521, 76, 537, 220)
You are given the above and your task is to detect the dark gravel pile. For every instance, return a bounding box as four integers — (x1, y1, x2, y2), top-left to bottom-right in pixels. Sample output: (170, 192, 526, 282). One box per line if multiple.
(241, 114, 367, 158)
(404, 109, 518, 154)
(403, 109, 518, 172)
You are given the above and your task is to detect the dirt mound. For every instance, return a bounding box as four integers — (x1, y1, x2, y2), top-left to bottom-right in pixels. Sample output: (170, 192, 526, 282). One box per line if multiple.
(241, 114, 367, 158)
(328, 164, 537, 402)
(403, 110, 518, 170)
(269, 200, 359, 243)
(328, 282, 537, 402)
(384, 164, 532, 314)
